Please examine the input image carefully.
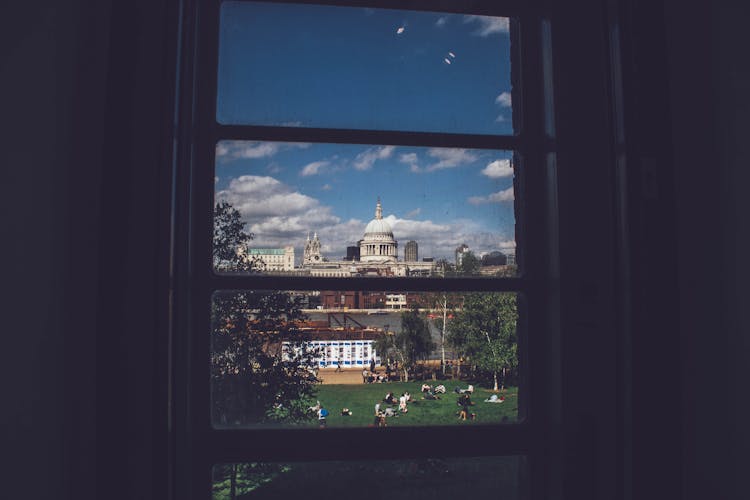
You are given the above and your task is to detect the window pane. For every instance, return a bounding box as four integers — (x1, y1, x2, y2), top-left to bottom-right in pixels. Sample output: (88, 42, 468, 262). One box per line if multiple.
(211, 290, 521, 428)
(217, 2, 515, 135)
(212, 456, 524, 499)
(214, 142, 518, 277)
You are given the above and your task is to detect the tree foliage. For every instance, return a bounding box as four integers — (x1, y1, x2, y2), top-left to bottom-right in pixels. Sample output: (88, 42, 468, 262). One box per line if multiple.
(447, 293, 518, 390)
(213, 201, 261, 272)
(457, 250, 481, 275)
(374, 306, 434, 382)
(211, 200, 318, 426)
(212, 291, 320, 425)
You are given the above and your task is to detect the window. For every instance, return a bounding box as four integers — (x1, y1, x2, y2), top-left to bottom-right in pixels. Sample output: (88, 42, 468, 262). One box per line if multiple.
(173, 1, 561, 498)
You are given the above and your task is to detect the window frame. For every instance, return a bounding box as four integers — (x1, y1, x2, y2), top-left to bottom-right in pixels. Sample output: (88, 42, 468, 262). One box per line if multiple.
(171, 1, 563, 499)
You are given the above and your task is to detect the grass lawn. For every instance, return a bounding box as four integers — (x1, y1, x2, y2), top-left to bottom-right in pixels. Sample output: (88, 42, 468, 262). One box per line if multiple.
(226, 456, 521, 500)
(310, 381, 518, 428)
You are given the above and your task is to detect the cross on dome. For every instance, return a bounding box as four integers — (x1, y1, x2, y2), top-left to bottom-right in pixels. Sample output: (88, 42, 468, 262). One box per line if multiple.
(375, 197, 382, 220)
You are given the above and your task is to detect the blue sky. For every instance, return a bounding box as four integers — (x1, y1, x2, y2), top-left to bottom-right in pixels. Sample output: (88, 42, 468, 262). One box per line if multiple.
(215, 3, 515, 263)
(217, 2, 513, 134)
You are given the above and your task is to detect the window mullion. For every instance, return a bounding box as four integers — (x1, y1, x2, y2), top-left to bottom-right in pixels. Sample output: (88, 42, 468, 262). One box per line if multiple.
(213, 124, 523, 152)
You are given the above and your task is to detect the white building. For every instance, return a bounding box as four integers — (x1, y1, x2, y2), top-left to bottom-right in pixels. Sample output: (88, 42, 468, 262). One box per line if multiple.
(299, 199, 436, 277)
(283, 340, 380, 368)
(385, 294, 408, 309)
(242, 246, 295, 271)
(359, 198, 398, 263)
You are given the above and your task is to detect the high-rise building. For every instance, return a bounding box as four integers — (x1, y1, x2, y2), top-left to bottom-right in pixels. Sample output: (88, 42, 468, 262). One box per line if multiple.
(455, 243, 470, 267)
(404, 240, 418, 262)
(345, 246, 360, 261)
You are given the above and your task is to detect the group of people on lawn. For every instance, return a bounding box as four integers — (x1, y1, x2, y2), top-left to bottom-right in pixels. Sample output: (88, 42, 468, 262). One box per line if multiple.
(372, 391, 412, 427)
(312, 382, 501, 428)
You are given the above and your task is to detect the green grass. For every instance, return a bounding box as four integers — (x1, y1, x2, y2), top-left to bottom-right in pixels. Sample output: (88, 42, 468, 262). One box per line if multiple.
(310, 381, 518, 428)
(229, 457, 521, 499)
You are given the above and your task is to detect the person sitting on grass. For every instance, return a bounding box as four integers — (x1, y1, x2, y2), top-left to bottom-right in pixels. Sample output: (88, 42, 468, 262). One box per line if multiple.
(434, 384, 446, 394)
(373, 403, 387, 427)
(484, 394, 505, 403)
(384, 392, 397, 404)
(318, 406, 328, 428)
(384, 407, 398, 417)
(341, 407, 352, 416)
(404, 391, 411, 402)
(457, 393, 475, 408)
(421, 383, 432, 393)
(399, 393, 409, 413)
(423, 390, 441, 400)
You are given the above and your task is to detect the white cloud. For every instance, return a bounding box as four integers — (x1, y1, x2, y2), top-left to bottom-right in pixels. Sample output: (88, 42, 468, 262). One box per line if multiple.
(424, 148, 478, 172)
(464, 15, 509, 36)
(215, 141, 310, 162)
(495, 114, 506, 123)
(435, 16, 448, 27)
(300, 160, 329, 177)
(495, 91, 512, 107)
(353, 145, 396, 171)
(321, 184, 333, 191)
(398, 152, 420, 172)
(217, 175, 343, 254)
(217, 175, 516, 264)
(481, 159, 513, 178)
(468, 187, 515, 205)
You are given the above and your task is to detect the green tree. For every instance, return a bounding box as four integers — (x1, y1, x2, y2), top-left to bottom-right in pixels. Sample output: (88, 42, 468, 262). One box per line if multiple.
(457, 250, 481, 275)
(211, 290, 320, 425)
(211, 201, 319, 426)
(374, 306, 434, 382)
(448, 293, 518, 391)
(436, 258, 455, 277)
(213, 200, 261, 272)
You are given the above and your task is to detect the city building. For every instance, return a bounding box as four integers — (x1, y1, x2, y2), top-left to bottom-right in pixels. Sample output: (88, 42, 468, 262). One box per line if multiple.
(359, 198, 398, 263)
(241, 246, 294, 271)
(300, 199, 436, 277)
(455, 243, 470, 267)
(404, 240, 418, 262)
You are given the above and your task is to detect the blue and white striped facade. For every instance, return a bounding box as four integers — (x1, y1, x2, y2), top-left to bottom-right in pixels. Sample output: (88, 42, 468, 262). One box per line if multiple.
(282, 340, 381, 368)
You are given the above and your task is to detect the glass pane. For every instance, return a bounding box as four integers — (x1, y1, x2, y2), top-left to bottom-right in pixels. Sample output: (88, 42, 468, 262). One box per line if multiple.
(217, 2, 515, 135)
(211, 290, 521, 428)
(212, 456, 523, 499)
(213, 142, 518, 277)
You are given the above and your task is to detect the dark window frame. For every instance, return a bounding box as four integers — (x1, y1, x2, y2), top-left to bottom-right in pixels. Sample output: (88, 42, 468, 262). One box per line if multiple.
(171, 1, 564, 499)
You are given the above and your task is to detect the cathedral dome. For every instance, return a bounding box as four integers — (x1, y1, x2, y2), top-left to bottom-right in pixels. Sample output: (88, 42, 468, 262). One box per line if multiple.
(360, 198, 397, 263)
(363, 218, 394, 238)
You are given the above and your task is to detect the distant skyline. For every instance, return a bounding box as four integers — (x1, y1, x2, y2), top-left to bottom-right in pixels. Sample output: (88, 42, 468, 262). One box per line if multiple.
(215, 141, 516, 263)
(215, 2, 515, 264)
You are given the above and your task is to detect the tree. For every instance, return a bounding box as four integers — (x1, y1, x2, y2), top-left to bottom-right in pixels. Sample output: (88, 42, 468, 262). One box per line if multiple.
(434, 258, 455, 277)
(211, 290, 320, 425)
(211, 200, 319, 426)
(447, 293, 518, 391)
(374, 306, 434, 382)
(457, 250, 481, 275)
(424, 292, 464, 375)
(213, 200, 260, 272)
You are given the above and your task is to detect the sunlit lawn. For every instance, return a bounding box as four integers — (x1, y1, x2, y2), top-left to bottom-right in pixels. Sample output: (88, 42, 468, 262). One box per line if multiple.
(311, 381, 518, 427)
